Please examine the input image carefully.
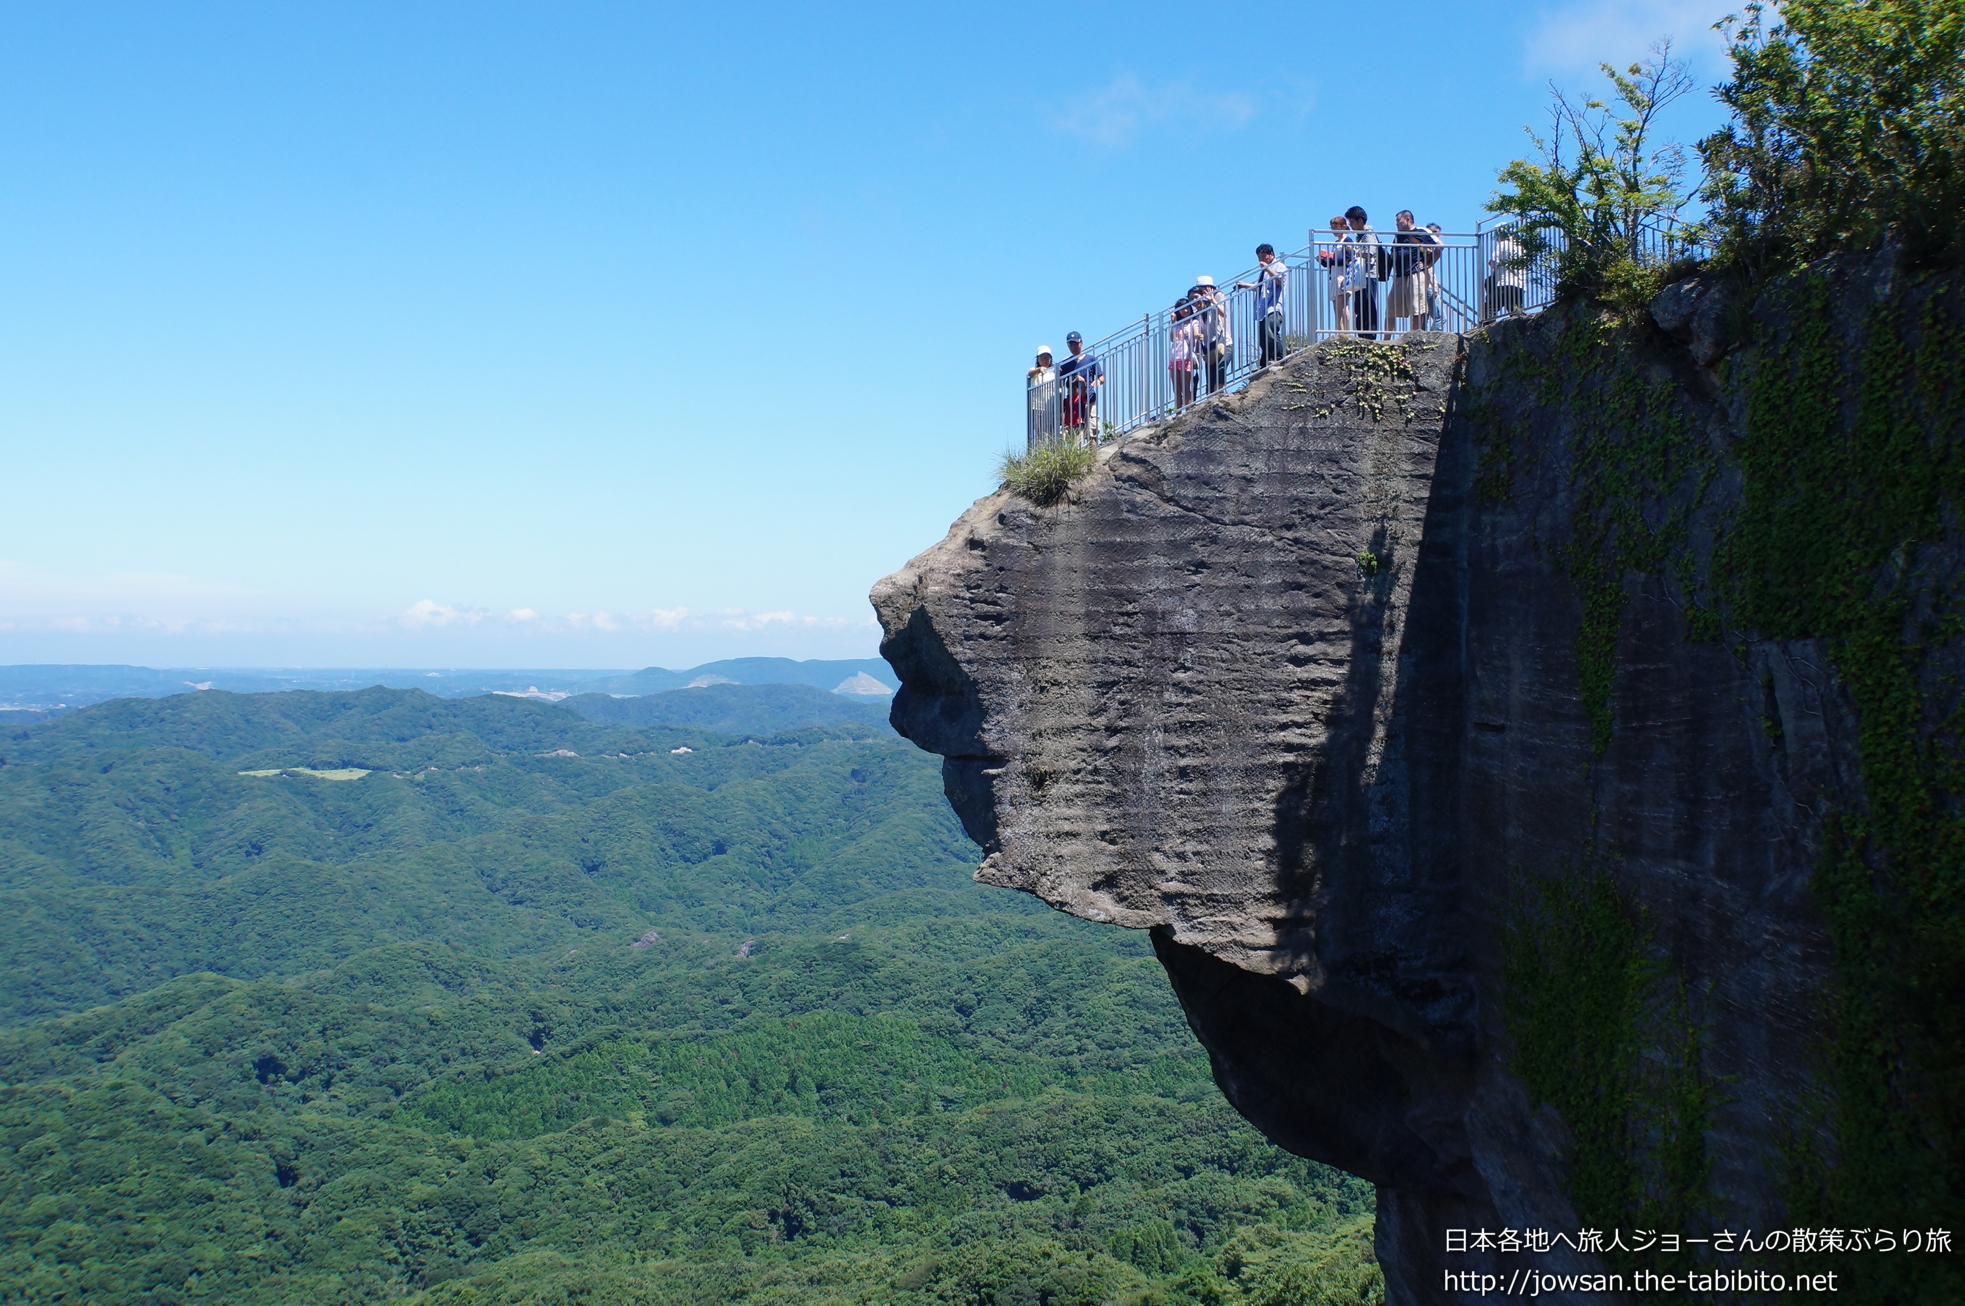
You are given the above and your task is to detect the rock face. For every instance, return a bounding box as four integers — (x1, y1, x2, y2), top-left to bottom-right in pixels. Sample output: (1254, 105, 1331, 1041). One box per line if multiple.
(872, 259, 1960, 1304)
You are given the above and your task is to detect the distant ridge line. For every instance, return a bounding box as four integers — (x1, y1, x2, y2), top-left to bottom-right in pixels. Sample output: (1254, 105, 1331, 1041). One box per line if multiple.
(0, 657, 897, 713)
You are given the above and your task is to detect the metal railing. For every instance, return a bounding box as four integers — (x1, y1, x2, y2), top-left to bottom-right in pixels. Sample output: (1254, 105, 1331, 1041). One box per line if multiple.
(1026, 229, 1565, 447)
(1476, 213, 1708, 274)
(1025, 219, 1703, 447)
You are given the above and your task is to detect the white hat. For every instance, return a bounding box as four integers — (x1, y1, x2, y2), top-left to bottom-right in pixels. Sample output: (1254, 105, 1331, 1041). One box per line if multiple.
(1036, 344, 1053, 356)
(1194, 275, 1215, 287)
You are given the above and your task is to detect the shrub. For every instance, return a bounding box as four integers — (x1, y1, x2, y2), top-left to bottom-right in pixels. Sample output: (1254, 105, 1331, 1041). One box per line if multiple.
(1699, 0, 1965, 273)
(999, 438, 1098, 506)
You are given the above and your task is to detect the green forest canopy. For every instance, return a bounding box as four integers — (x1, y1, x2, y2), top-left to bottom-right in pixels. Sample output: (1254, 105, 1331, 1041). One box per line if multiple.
(0, 688, 1381, 1305)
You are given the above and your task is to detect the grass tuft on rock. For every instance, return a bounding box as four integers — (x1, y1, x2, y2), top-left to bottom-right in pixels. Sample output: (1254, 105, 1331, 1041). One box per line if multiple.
(999, 439, 1097, 506)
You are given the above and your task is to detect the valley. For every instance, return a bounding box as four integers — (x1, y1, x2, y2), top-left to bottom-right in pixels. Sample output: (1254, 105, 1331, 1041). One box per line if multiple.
(0, 687, 1378, 1305)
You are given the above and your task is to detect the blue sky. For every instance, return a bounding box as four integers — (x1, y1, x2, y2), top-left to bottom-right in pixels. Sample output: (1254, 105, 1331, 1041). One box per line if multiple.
(0, 0, 1735, 669)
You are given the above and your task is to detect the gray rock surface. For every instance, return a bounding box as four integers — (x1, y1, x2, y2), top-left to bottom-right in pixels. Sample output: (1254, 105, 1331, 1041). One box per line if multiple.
(875, 334, 1581, 1299)
(1649, 272, 1738, 364)
(878, 339, 1460, 982)
(872, 273, 1920, 1302)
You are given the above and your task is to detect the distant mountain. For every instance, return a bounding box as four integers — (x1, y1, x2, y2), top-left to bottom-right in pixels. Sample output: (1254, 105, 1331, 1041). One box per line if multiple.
(0, 664, 623, 709)
(0, 663, 292, 711)
(594, 657, 897, 697)
(0, 658, 898, 711)
(561, 682, 894, 735)
(831, 671, 893, 695)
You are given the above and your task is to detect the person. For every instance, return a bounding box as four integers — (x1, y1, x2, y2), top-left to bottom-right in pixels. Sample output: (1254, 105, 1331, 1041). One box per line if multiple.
(1026, 346, 1057, 449)
(1168, 296, 1201, 411)
(1485, 228, 1527, 321)
(1423, 223, 1449, 331)
(1237, 243, 1289, 366)
(1057, 330, 1104, 444)
(1318, 215, 1363, 336)
(1386, 210, 1441, 338)
(1192, 275, 1232, 396)
(1343, 206, 1384, 339)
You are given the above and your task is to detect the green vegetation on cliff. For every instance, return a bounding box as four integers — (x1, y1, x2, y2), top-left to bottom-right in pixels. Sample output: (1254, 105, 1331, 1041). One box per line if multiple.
(1475, 265, 1964, 1304)
(0, 689, 1381, 1305)
(1487, 46, 1702, 310)
(1479, 7, 1965, 1295)
(999, 439, 1098, 507)
(1723, 269, 1964, 1303)
(1502, 870, 1714, 1266)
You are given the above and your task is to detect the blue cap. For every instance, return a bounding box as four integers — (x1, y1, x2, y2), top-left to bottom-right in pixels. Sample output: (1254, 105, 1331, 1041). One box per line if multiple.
(1066, 331, 1082, 343)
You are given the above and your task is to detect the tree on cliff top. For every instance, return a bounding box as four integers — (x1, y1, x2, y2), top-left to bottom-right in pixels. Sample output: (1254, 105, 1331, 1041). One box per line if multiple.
(1494, 0, 1965, 293)
(1701, 0, 1965, 273)
(1486, 43, 1702, 308)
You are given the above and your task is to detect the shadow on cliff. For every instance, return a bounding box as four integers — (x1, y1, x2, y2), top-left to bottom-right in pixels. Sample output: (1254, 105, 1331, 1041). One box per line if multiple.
(1154, 380, 1482, 1209)
(881, 606, 1002, 853)
(1272, 506, 1470, 1050)
(1271, 520, 1396, 925)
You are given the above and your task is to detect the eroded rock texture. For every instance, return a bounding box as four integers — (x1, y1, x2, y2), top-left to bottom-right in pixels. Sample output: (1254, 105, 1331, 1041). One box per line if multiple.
(875, 337, 1549, 1300)
(873, 258, 1956, 1304)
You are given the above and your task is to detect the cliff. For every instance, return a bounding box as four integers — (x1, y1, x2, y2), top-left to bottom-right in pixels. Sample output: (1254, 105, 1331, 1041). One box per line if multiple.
(873, 254, 1962, 1304)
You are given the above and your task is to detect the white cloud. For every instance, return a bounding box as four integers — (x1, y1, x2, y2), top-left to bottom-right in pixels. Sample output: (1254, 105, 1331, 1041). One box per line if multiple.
(399, 599, 486, 629)
(1524, 0, 1735, 76)
(713, 610, 869, 632)
(646, 606, 689, 629)
(505, 607, 540, 623)
(1052, 74, 1261, 148)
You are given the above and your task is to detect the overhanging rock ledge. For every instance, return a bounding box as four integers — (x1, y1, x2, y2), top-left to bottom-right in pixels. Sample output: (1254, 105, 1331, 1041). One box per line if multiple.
(871, 299, 1866, 1304)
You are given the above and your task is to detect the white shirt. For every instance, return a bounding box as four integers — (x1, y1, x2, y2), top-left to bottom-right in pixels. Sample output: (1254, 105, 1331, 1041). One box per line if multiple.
(1257, 259, 1288, 315)
(1489, 235, 1526, 288)
(1326, 234, 1374, 295)
(1169, 316, 1201, 365)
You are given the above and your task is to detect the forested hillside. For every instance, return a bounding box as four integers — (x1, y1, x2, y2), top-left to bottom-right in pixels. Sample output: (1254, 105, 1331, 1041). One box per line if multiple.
(0, 689, 1379, 1305)
(558, 681, 892, 736)
(0, 688, 937, 1021)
